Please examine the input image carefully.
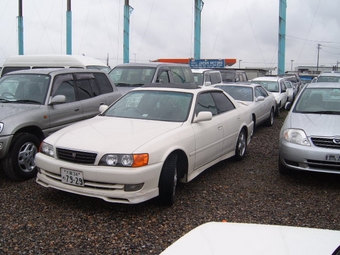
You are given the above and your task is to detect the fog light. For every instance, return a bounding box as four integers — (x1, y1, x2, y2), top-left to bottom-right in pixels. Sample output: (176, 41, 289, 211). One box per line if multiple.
(124, 183, 144, 192)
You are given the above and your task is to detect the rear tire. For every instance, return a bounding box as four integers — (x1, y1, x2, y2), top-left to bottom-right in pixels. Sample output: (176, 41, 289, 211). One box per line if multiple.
(3, 133, 40, 181)
(158, 153, 178, 206)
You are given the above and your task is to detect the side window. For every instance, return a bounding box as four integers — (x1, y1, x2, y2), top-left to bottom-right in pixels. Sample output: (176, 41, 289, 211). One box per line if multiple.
(169, 67, 185, 83)
(76, 79, 93, 100)
(157, 70, 170, 83)
(210, 73, 221, 84)
(256, 86, 269, 97)
(52, 74, 76, 103)
(93, 73, 113, 94)
(195, 92, 217, 115)
(280, 81, 286, 92)
(182, 67, 195, 83)
(204, 73, 211, 83)
(211, 91, 235, 113)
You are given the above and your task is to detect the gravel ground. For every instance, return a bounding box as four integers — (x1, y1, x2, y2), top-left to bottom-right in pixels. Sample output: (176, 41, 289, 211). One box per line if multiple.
(1, 111, 340, 254)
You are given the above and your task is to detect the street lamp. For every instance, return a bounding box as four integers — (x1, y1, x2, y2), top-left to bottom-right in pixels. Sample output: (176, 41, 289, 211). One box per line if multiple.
(291, 60, 294, 71)
(239, 60, 242, 69)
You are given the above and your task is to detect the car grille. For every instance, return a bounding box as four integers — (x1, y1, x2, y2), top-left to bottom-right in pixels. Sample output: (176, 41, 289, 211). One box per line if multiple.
(57, 148, 97, 164)
(311, 137, 340, 149)
(307, 159, 340, 171)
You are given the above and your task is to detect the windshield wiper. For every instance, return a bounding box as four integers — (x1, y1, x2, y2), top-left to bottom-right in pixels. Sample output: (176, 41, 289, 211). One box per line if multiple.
(115, 83, 144, 87)
(15, 99, 41, 104)
(304, 111, 340, 115)
(0, 98, 11, 103)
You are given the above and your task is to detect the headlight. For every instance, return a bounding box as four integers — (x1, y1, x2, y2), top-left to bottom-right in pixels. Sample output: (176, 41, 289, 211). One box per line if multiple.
(40, 142, 55, 157)
(0, 123, 3, 133)
(283, 129, 310, 146)
(99, 153, 149, 167)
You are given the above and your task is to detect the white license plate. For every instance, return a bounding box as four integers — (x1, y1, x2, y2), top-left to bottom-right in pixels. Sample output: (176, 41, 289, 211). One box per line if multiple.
(61, 168, 84, 186)
(325, 155, 340, 161)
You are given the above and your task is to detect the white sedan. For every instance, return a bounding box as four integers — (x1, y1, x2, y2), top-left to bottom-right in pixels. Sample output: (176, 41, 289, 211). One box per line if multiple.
(214, 83, 276, 131)
(35, 84, 254, 205)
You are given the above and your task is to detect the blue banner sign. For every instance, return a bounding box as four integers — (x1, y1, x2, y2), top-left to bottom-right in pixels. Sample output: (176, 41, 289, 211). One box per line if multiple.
(190, 59, 225, 69)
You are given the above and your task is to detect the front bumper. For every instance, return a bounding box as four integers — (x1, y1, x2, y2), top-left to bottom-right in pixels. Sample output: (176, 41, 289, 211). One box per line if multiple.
(35, 153, 163, 204)
(279, 139, 340, 174)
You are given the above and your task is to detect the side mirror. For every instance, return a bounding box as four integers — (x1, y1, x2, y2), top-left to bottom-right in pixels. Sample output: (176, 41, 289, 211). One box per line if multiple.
(256, 96, 265, 102)
(193, 111, 213, 123)
(50, 95, 66, 105)
(204, 81, 212, 86)
(99, 105, 109, 113)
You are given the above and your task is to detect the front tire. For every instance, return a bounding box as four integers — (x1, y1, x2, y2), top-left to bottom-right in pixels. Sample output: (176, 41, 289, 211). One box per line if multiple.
(2, 133, 40, 181)
(234, 129, 247, 161)
(158, 153, 178, 206)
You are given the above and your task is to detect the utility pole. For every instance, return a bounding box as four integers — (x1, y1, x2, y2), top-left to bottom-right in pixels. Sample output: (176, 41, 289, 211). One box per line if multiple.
(291, 60, 294, 71)
(18, 0, 24, 55)
(316, 44, 321, 73)
(66, 0, 72, 55)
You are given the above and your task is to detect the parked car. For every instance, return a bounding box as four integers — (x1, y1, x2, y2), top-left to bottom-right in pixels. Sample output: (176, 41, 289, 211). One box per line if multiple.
(108, 62, 195, 94)
(313, 71, 340, 83)
(0, 68, 122, 181)
(0, 54, 111, 77)
(283, 80, 295, 103)
(279, 73, 303, 93)
(161, 222, 340, 255)
(35, 84, 254, 205)
(192, 69, 222, 86)
(214, 83, 276, 131)
(216, 69, 249, 83)
(278, 82, 340, 175)
(251, 76, 287, 116)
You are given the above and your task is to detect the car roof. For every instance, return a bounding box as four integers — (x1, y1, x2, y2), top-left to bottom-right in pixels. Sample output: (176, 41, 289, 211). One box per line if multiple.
(214, 82, 262, 88)
(131, 83, 223, 94)
(318, 71, 340, 77)
(4, 68, 106, 76)
(113, 62, 190, 68)
(305, 82, 340, 89)
(252, 76, 283, 82)
(191, 69, 221, 73)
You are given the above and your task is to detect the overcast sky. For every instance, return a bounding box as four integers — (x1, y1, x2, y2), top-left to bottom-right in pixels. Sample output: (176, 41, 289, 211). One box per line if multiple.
(0, 0, 339, 71)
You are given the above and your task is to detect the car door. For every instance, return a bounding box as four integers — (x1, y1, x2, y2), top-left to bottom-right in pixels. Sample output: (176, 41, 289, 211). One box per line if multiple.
(74, 73, 108, 120)
(254, 86, 269, 123)
(211, 91, 240, 156)
(47, 73, 83, 135)
(191, 92, 224, 170)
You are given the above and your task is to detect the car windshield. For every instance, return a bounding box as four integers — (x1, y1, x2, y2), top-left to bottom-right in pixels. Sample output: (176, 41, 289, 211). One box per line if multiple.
(253, 81, 279, 92)
(108, 67, 156, 86)
(216, 85, 253, 101)
(0, 74, 50, 104)
(102, 90, 193, 122)
(294, 87, 340, 114)
(317, 76, 340, 82)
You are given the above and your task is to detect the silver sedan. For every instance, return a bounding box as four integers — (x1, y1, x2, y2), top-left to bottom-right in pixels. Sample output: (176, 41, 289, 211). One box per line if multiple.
(279, 82, 340, 175)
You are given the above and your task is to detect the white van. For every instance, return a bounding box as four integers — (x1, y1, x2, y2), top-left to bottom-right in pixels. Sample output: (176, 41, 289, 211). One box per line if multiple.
(0, 54, 110, 77)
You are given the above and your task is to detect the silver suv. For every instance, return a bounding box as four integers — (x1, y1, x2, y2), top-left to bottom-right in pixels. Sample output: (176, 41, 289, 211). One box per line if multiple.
(0, 68, 122, 180)
(108, 62, 195, 94)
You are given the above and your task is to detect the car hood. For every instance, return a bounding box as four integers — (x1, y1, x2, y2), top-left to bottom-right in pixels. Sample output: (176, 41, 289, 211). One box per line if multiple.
(287, 112, 340, 136)
(0, 103, 41, 121)
(161, 222, 340, 255)
(47, 116, 183, 152)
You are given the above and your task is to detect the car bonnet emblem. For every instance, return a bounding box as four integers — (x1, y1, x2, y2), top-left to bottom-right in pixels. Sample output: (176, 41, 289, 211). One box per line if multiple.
(333, 137, 340, 144)
(72, 153, 77, 158)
